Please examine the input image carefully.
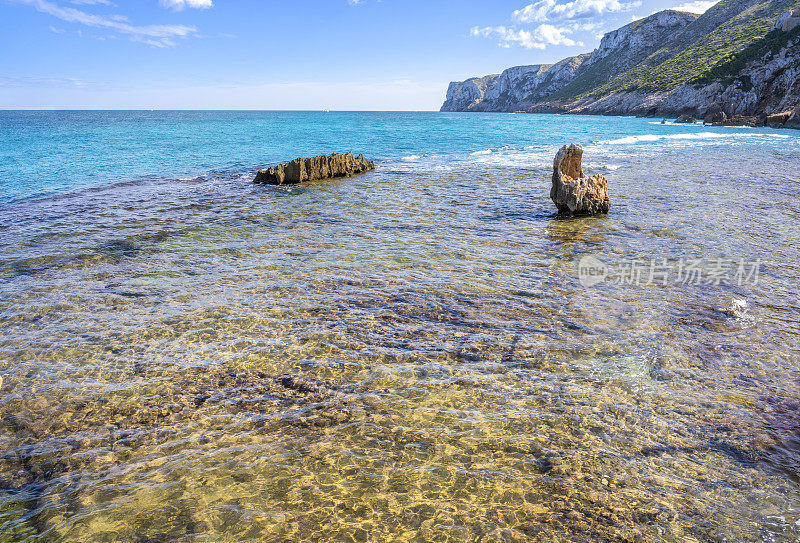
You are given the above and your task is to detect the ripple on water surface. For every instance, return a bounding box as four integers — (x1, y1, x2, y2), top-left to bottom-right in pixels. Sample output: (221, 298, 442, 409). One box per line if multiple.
(0, 128, 800, 542)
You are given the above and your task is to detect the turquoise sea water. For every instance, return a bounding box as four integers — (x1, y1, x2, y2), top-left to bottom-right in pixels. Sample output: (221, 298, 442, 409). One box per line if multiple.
(1, 111, 800, 542)
(2, 110, 797, 202)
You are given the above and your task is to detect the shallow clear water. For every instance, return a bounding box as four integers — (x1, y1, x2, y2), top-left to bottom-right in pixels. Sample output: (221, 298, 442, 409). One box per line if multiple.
(0, 111, 799, 542)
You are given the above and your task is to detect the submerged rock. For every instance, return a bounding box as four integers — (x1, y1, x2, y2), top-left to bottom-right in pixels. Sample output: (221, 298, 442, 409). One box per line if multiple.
(254, 152, 375, 185)
(550, 144, 610, 216)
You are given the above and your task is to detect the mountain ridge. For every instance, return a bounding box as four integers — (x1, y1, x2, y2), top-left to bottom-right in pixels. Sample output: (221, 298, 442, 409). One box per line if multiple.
(441, 0, 800, 124)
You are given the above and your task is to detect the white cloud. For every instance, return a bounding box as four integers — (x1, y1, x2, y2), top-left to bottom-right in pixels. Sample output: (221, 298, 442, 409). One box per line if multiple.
(159, 0, 213, 11)
(0, 76, 90, 88)
(670, 0, 716, 13)
(471, 23, 583, 49)
(69, 0, 113, 5)
(514, 0, 639, 22)
(17, 0, 199, 47)
(470, 0, 637, 50)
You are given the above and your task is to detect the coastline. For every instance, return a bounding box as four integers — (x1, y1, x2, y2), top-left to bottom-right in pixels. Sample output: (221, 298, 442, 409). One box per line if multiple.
(453, 108, 800, 130)
(442, 6, 800, 130)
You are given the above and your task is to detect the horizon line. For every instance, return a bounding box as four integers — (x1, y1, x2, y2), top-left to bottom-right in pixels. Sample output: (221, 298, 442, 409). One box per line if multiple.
(0, 108, 445, 112)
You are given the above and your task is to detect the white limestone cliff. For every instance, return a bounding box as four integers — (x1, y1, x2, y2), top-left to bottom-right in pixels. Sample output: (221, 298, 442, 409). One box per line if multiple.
(440, 5, 800, 124)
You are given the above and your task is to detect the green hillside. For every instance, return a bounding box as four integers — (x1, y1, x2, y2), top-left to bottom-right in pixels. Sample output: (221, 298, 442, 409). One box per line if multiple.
(560, 0, 799, 100)
(694, 24, 800, 86)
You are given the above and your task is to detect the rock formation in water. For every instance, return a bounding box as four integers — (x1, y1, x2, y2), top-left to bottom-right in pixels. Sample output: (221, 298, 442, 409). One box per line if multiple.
(441, 1, 800, 126)
(704, 110, 728, 124)
(254, 153, 375, 185)
(785, 104, 800, 128)
(675, 114, 697, 123)
(551, 144, 610, 217)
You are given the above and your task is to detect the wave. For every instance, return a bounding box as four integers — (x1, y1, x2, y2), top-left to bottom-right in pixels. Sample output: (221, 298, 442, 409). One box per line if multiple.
(598, 132, 730, 145)
(600, 131, 792, 145)
(401, 155, 423, 161)
(468, 152, 551, 169)
(470, 149, 493, 156)
(590, 163, 621, 172)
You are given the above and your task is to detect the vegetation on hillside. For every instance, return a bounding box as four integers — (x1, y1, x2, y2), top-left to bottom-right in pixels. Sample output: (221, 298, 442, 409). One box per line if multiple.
(541, 0, 799, 103)
(449, 0, 799, 111)
(693, 25, 800, 87)
(541, 11, 701, 102)
(582, 0, 799, 97)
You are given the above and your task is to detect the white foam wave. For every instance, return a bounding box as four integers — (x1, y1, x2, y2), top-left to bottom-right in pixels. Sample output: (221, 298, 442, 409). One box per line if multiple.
(721, 297, 755, 322)
(470, 149, 493, 156)
(599, 132, 731, 145)
(600, 131, 791, 145)
(402, 155, 422, 161)
(468, 151, 551, 169)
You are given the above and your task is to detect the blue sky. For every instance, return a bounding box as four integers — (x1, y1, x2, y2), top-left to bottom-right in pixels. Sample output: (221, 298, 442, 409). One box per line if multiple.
(0, 0, 716, 110)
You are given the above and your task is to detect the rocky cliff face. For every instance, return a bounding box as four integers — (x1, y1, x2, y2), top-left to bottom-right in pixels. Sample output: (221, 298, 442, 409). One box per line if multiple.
(441, 65, 551, 112)
(441, 0, 800, 121)
(589, 10, 699, 69)
(441, 74, 501, 112)
(553, 22, 800, 120)
(442, 10, 697, 113)
(441, 58, 596, 112)
(775, 8, 800, 30)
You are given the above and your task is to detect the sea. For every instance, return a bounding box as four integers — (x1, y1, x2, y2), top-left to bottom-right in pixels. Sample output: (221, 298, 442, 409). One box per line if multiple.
(0, 110, 799, 542)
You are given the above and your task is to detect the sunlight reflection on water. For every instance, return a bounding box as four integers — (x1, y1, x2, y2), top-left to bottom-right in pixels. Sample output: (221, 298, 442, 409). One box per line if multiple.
(0, 118, 799, 542)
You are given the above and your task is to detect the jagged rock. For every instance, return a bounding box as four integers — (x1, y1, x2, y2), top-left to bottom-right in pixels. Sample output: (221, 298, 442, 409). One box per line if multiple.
(442, 65, 554, 112)
(254, 153, 375, 185)
(724, 115, 761, 127)
(675, 114, 697, 123)
(766, 110, 793, 126)
(786, 105, 800, 128)
(550, 144, 610, 217)
(704, 110, 727, 125)
(774, 9, 800, 32)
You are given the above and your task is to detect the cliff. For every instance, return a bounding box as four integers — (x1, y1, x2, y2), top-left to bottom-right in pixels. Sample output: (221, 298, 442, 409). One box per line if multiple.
(441, 65, 551, 112)
(441, 0, 800, 121)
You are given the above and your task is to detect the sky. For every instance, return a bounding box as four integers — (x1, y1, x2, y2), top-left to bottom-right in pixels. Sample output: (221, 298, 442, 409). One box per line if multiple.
(0, 0, 718, 110)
